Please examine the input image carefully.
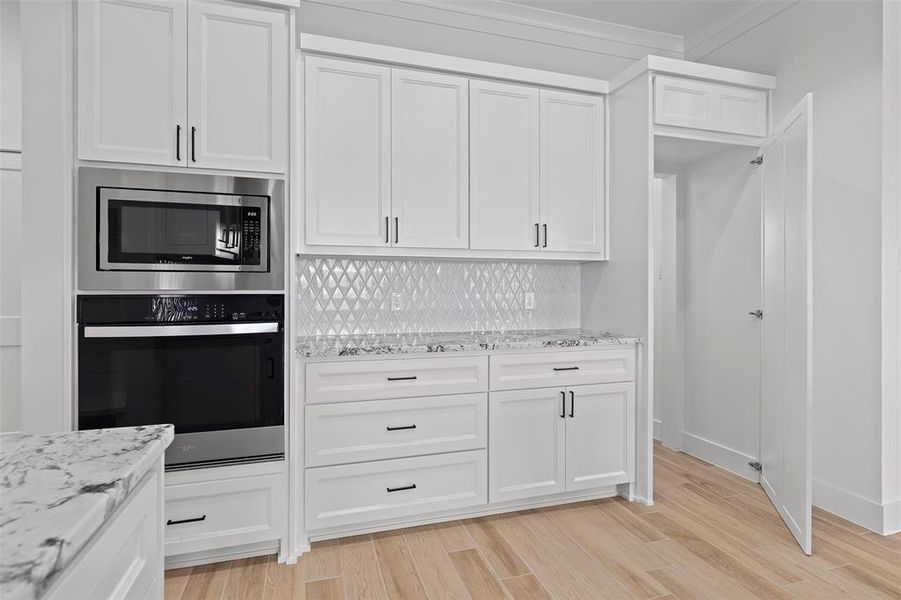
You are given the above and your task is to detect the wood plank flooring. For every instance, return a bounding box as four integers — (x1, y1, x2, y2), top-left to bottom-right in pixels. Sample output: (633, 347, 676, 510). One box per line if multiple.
(165, 444, 901, 599)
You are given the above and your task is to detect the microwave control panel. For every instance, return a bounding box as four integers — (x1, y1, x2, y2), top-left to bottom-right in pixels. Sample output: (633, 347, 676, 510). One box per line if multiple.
(241, 207, 262, 265)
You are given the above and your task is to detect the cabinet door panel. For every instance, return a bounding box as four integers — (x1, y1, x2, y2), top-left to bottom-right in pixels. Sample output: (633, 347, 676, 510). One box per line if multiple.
(489, 388, 566, 503)
(392, 69, 469, 249)
(654, 75, 767, 137)
(470, 80, 539, 251)
(188, 0, 287, 172)
(304, 57, 391, 247)
(565, 382, 634, 492)
(77, 0, 187, 165)
(540, 90, 605, 254)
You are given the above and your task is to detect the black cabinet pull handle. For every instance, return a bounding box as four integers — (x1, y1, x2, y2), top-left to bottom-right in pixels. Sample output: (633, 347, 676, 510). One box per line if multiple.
(542, 223, 548, 248)
(569, 390, 575, 418)
(553, 366, 579, 371)
(191, 126, 197, 162)
(394, 216, 399, 244)
(167, 515, 206, 526)
(385, 216, 389, 244)
(560, 390, 566, 418)
(386, 424, 416, 431)
(387, 484, 416, 493)
(534, 223, 540, 247)
(387, 375, 417, 381)
(176, 124, 181, 161)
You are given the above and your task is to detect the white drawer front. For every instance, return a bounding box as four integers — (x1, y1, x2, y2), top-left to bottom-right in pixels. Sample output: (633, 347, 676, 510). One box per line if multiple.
(305, 450, 487, 530)
(305, 355, 488, 404)
(654, 75, 767, 137)
(489, 348, 635, 391)
(306, 393, 487, 467)
(164, 473, 283, 556)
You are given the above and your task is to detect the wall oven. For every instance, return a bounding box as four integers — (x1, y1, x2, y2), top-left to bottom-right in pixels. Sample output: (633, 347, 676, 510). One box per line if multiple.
(78, 168, 284, 291)
(77, 294, 284, 469)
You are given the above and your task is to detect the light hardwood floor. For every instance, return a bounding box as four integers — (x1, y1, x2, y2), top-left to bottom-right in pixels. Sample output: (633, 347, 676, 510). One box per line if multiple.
(165, 444, 901, 599)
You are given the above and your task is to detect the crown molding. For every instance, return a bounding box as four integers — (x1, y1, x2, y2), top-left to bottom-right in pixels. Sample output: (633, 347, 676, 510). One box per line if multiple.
(685, 0, 798, 60)
(301, 0, 684, 60)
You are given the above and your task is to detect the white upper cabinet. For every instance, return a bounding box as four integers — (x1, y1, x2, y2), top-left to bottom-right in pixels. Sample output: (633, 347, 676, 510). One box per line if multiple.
(654, 75, 767, 137)
(187, 0, 288, 172)
(391, 69, 469, 249)
(564, 383, 635, 492)
(77, 0, 288, 173)
(304, 56, 391, 247)
(469, 80, 540, 252)
(77, 0, 187, 166)
(540, 89, 606, 254)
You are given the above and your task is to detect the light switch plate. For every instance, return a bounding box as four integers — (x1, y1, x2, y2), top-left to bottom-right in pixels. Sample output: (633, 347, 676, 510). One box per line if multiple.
(524, 291, 536, 310)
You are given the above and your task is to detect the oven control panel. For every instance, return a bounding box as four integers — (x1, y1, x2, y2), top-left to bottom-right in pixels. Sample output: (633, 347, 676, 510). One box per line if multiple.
(77, 294, 284, 325)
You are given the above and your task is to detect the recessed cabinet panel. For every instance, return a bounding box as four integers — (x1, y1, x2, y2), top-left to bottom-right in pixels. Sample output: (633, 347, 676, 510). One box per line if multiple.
(392, 69, 469, 249)
(469, 80, 540, 251)
(77, 0, 187, 165)
(654, 75, 767, 137)
(489, 387, 566, 503)
(188, 0, 288, 172)
(539, 90, 605, 254)
(489, 349, 635, 391)
(304, 57, 391, 247)
(305, 450, 487, 530)
(305, 393, 488, 466)
(565, 383, 635, 491)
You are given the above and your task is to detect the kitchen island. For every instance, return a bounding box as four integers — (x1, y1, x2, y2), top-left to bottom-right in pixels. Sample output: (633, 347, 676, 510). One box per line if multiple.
(0, 425, 173, 600)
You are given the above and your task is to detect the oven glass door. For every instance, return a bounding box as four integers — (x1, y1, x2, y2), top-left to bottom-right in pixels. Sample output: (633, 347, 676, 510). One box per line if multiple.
(78, 324, 283, 436)
(98, 187, 268, 272)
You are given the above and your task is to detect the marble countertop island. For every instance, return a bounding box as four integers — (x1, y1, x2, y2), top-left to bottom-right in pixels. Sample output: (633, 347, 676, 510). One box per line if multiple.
(297, 328, 641, 358)
(0, 425, 174, 600)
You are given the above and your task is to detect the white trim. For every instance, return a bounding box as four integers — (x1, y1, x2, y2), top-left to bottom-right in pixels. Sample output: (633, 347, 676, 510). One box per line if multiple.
(0, 151, 22, 170)
(813, 479, 886, 535)
(885, 499, 901, 535)
(653, 418, 661, 440)
(610, 55, 776, 92)
(0, 316, 20, 347)
(654, 125, 764, 148)
(397, 0, 684, 54)
(303, 0, 683, 58)
(299, 34, 609, 94)
(164, 540, 281, 570)
(297, 244, 607, 263)
(680, 431, 760, 482)
(305, 486, 618, 543)
(685, 1, 799, 61)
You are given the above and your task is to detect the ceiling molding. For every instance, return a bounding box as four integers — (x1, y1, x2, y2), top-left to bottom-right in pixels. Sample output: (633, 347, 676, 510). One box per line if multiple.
(301, 0, 684, 60)
(685, 0, 798, 61)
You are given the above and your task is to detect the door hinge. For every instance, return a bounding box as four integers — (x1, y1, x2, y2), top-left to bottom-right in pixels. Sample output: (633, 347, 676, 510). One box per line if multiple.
(749, 309, 764, 319)
(749, 461, 762, 473)
(750, 155, 764, 166)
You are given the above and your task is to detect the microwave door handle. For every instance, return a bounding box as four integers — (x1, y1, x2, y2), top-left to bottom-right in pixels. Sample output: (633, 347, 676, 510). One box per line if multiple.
(83, 322, 280, 338)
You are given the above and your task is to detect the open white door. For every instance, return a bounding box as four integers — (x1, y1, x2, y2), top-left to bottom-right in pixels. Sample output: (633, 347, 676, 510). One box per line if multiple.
(759, 94, 813, 554)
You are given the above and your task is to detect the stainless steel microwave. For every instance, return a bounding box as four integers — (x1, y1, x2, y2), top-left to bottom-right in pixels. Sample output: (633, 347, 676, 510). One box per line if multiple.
(78, 168, 284, 291)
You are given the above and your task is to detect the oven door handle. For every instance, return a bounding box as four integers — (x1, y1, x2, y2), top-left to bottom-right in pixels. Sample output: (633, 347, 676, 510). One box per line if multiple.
(83, 322, 280, 338)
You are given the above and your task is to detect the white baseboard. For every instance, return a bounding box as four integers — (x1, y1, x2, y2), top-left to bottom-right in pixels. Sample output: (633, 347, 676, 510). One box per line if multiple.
(680, 431, 760, 482)
(165, 540, 280, 569)
(812, 479, 887, 534)
(653, 418, 661, 440)
(885, 498, 901, 535)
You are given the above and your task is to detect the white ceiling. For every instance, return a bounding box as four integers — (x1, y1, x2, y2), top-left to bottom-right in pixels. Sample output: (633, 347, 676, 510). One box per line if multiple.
(498, 0, 766, 43)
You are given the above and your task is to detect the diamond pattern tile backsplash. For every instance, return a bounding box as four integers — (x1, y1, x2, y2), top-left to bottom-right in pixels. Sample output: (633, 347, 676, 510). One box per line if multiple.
(296, 257, 581, 336)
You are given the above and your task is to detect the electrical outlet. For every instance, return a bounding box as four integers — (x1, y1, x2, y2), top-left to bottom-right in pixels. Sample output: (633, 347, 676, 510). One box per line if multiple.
(390, 292, 403, 312)
(524, 291, 536, 310)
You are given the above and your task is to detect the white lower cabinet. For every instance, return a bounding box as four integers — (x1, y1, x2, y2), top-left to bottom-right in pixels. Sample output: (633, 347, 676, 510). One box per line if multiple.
(489, 387, 566, 503)
(305, 450, 487, 531)
(164, 462, 284, 558)
(489, 382, 635, 503)
(45, 466, 164, 600)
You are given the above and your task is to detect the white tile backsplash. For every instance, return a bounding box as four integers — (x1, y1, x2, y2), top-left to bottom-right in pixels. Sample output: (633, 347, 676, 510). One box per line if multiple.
(296, 257, 580, 336)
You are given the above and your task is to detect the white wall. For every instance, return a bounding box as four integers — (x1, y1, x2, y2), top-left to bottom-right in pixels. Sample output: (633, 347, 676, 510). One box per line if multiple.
(0, 0, 21, 432)
(698, 0, 886, 530)
(297, 0, 682, 79)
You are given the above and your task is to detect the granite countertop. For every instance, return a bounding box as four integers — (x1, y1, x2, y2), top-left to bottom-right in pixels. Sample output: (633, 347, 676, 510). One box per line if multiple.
(0, 425, 174, 600)
(297, 328, 641, 358)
